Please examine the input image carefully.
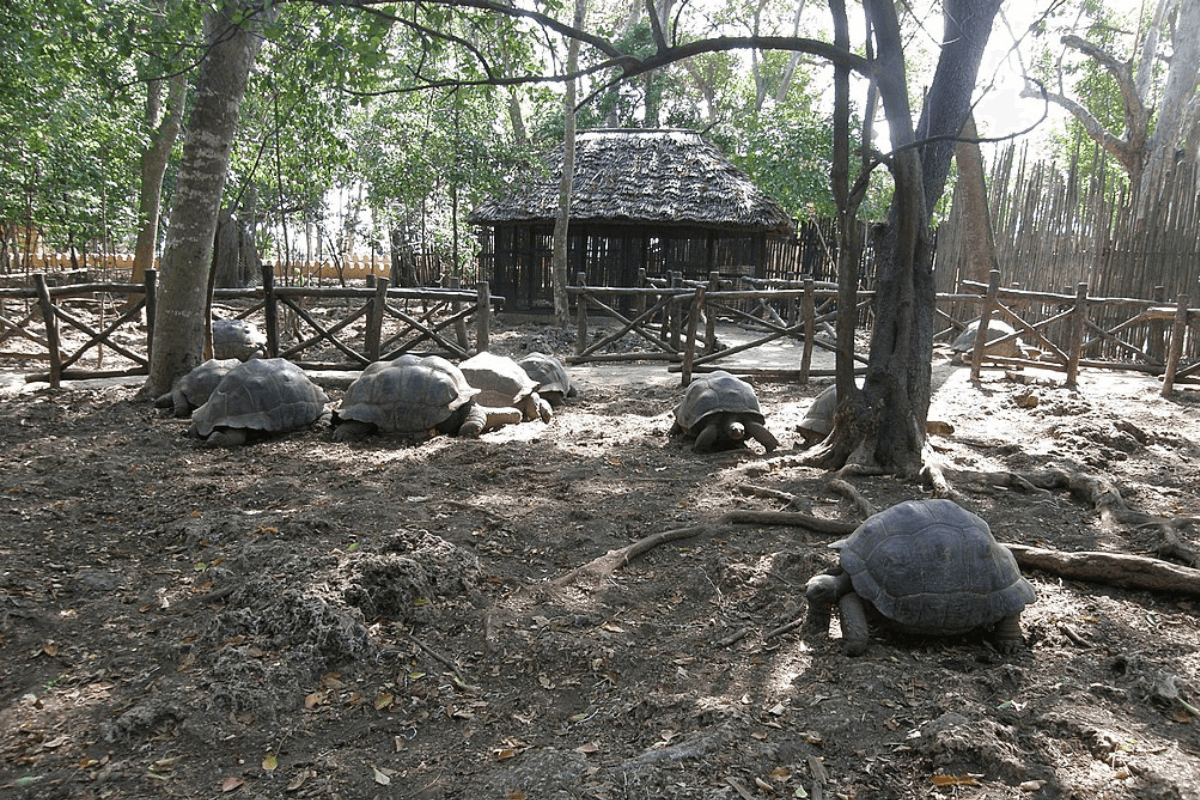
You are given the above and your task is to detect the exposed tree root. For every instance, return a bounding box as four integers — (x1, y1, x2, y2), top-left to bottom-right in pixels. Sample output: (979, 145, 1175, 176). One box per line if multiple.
(1007, 544, 1200, 596)
(933, 465, 1200, 567)
(551, 510, 855, 590)
(551, 465, 1199, 599)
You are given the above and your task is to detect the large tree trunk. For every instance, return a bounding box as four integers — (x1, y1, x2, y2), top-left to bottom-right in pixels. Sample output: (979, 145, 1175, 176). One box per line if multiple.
(811, 0, 1002, 476)
(144, 0, 275, 397)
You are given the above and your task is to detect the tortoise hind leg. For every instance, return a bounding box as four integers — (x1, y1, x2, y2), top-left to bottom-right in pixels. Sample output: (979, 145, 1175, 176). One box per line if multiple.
(992, 614, 1025, 654)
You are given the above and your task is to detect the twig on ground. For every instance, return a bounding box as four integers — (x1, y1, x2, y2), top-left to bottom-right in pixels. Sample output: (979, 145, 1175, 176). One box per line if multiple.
(825, 478, 875, 518)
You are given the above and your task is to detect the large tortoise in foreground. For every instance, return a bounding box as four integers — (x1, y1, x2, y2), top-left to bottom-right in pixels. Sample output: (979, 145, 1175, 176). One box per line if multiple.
(804, 499, 1036, 655)
(671, 370, 779, 453)
(332, 356, 521, 441)
(189, 358, 329, 447)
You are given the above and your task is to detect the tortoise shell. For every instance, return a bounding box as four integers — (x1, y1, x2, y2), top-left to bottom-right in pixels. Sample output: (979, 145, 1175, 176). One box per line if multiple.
(950, 319, 1028, 360)
(156, 358, 240, 417)
(673, 371, 765, 434)
(459, 352, 539, 408)
(190, 358, 328, 440)
(834, 499, 1035, 636)
(517, 352, 574, 404)
(336, 355, 479, 434)
(212, 318, 267, 361)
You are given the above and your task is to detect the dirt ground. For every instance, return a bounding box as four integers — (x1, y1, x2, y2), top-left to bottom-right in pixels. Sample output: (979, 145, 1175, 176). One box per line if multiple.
(1, 314, 1199, 800)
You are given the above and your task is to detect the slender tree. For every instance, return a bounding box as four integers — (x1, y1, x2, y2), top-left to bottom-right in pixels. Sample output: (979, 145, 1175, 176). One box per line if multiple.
(551, 0, 587, 328)
(145, 0, 277, 396)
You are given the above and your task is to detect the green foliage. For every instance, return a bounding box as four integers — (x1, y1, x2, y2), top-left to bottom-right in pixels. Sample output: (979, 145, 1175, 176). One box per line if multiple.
(1030, 0, 1144, 178)
(0, 0, 199, 258)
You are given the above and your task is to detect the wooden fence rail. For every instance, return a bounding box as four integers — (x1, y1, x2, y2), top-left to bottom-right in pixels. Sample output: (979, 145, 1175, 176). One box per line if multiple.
(5, 253, 391, 281)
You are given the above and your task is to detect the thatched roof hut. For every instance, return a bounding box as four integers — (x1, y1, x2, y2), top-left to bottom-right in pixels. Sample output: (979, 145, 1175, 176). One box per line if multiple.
(469, 128, 796, 312)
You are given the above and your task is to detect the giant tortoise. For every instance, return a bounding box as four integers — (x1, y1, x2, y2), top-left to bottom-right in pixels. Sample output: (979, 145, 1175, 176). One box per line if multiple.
(332, 356, 521, 442)
(671, 371, 779, 453)
(212, 318, 267, 361)
(189, 358, 329, 447)
(950, 319, 1035, 364)
(459, 352, 552, 423)
(154, 358, 241, 418)
(517, 352, 576, 407)
(804, 499, 1036, 655)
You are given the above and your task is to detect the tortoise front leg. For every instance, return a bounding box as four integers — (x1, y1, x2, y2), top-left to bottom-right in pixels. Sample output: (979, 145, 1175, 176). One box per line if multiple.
(804, 571, 852, 641)
(693, 421, 721, 452)
(205, 427, 249, 448)
(837, 591, 872, 656)
(744, 421, 779, 452)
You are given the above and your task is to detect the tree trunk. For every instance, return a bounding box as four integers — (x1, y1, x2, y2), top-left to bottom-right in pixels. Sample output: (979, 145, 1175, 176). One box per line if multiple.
(551, 0, 586, 328)
(813, 0, 1002, 475)
(144, 0, 276, 397)
(128, 72, 186, 309)
(952, 112, 999, 289)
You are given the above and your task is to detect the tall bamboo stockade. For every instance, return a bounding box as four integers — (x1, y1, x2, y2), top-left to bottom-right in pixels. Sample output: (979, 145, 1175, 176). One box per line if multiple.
(934, 142, 1199, 364)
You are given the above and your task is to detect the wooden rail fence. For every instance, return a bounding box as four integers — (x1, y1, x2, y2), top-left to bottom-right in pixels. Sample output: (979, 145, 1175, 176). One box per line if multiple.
(0, 267, 501, 387)
(1, 268, 1196, 397)
(5, 253, 390, 281)
(569, 269, 1199, 395)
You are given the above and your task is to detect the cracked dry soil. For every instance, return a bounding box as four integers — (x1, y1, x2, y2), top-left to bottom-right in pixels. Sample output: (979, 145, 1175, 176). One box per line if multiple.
(1, 317, 1199, 800)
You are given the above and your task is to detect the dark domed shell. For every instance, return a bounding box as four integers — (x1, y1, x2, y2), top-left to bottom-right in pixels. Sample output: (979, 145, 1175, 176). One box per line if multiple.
(337, 355, 479, 433)
(674, 371, 764, 433)
(835, 499, 1035, 635)
(212, 318, 267, 361)
(518, 352, 572, 400)
(191, 358, 328, 438)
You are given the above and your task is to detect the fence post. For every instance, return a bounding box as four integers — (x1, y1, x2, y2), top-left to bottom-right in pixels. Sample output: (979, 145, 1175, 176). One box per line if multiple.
(261, 260, 279, 358)
(364, 276, 389, 361)
(1149, 285, 1166, 363)
(969, 269, 1001, 382)
(704, 271, 719, 354)
(449, 276, 469, 352)
(1065, 282, 1089, 388)
(668, 271, 682, 351)
(636, 268, 647, 319)
(144, 269, 157, 364)
(801, 276, 815, 383)
(575, 272, 588, 358)
(34, 274, 61, 388)
(681, 284, 706, 387)
(475, 281, 491, 354)
(1161, 294, 1190, 397)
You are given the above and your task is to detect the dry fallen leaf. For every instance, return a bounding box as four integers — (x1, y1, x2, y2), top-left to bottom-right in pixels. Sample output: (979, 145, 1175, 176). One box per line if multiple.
(220, 775, 244, 792)
(261, 753, 277, 772)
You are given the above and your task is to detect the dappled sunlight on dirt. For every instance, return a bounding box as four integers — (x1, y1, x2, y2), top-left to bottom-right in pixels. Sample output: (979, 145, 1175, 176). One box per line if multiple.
(0, 321, 1198, 798)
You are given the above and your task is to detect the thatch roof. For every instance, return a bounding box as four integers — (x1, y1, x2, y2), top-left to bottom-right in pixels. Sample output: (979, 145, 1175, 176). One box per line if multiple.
(469, 129, 795, 236)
